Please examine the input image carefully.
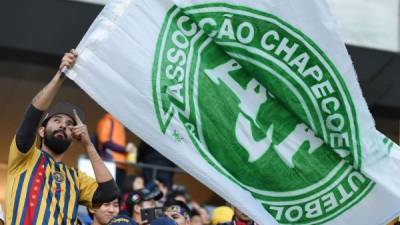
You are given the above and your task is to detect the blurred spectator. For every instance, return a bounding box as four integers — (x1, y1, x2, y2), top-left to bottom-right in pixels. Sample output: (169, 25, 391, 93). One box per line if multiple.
(0, 204, 4, 225)
(87, 198, 120, 225)
(107, 215, 138, 225)
(164, 200, 191, 225)
(155, 180, 169, 207)
(96, 113, 133, 188)
(123, 175, 145, 193)
(166, 185, 190, 204)
(210, 206, 233, 225)
(190, 202, 210, 225)
(120, 175, 146, 212)
(138, 142, 176, 188)
(231, 207, 258, 225)
(190, 209, 203, 225)
(199, 207, 210, 225)
(125, 188, 163, 224)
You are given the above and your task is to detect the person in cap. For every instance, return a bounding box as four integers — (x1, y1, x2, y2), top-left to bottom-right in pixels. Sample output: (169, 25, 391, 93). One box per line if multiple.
(108, 215, 138, 225)
(126, 188, 162, 224)
(5, 49, 119, 224)
(166, 185, 190, 204)
(164, 200, 191, 225)
(120, 175, 145, 214)
(88, 198, 120, 225)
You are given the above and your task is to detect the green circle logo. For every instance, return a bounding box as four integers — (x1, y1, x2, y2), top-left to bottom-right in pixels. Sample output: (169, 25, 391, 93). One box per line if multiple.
(152, 4, 374, 224)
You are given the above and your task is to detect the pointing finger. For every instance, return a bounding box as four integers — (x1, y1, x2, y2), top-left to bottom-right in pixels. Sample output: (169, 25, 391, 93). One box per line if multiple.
(73, 109, 83, 125)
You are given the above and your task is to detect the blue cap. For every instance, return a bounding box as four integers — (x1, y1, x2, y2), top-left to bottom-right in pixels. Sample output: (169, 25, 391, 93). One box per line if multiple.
(107, 215, 138, 225)
(150, 217, 177, 225)
(128, 188, 162, 206)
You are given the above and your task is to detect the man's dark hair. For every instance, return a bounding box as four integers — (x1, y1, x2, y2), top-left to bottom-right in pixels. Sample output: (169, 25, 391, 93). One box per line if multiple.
(87, 198, 120, 220)
(87, 207, 94, 220)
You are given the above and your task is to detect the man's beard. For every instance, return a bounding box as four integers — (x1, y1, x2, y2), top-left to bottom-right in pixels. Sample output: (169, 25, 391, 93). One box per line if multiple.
(43, 129, 71, 155)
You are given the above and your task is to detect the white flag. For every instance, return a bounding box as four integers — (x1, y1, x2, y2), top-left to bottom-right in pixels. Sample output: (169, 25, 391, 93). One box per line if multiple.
(68, 0, 400, 224)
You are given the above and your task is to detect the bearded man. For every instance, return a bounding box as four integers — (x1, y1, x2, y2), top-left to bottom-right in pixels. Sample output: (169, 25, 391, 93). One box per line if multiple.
(5, 49, 119, 224)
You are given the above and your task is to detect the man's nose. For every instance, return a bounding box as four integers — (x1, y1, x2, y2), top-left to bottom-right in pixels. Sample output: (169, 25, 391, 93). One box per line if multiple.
(59, 123, 67, 129)
(109, 207, 117, 213)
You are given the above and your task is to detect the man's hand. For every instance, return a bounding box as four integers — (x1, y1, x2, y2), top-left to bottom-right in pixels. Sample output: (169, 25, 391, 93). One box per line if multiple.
(59, 49, 78, 74)
(70, 109, 91, 147)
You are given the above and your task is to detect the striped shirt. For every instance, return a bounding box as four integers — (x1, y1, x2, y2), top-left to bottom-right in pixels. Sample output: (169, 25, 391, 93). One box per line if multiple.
(6, 137, 98, 225)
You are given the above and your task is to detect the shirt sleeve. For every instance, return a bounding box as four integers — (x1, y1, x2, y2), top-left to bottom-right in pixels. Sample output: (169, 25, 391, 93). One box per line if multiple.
(8, 136, 39, 174)
(77, 170, 99, 208)
(15, 104, 44, 153)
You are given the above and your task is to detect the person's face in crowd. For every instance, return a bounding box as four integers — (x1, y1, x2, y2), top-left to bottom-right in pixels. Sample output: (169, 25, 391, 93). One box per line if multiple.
(165, 210, 190, 225)
(233, 208, 252, 222)
(191, 215, 202, 225)
(40, 114, 74, 155)
(89, 199, 120, 225)
(132, 177, 144, 191)
(198, 207, 210, 225)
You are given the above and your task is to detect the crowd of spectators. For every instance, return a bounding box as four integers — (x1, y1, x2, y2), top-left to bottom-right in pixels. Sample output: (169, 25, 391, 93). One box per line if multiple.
(86, 103, 259, 225)
(81, 171, 259, 225)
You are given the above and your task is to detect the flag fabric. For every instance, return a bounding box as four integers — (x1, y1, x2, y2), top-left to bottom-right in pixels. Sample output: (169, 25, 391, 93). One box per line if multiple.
(67, 0, 400, 224)
(326, 0, 400, 52)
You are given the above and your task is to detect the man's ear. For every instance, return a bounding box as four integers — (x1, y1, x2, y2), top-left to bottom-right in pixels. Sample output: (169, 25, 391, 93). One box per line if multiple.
(39, 126, 45, 138)
(88, 207, 96, 214)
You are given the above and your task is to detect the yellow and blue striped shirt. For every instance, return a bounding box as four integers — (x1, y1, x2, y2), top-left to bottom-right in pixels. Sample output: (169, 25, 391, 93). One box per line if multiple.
(6, 137, 98, 225)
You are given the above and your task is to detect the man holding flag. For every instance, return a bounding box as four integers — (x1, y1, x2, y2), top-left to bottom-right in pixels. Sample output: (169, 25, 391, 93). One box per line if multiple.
(6, 50, 119, 224)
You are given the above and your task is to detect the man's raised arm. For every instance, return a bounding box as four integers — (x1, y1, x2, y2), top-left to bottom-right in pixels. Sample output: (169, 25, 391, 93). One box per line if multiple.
(16, 50, 77, 153)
